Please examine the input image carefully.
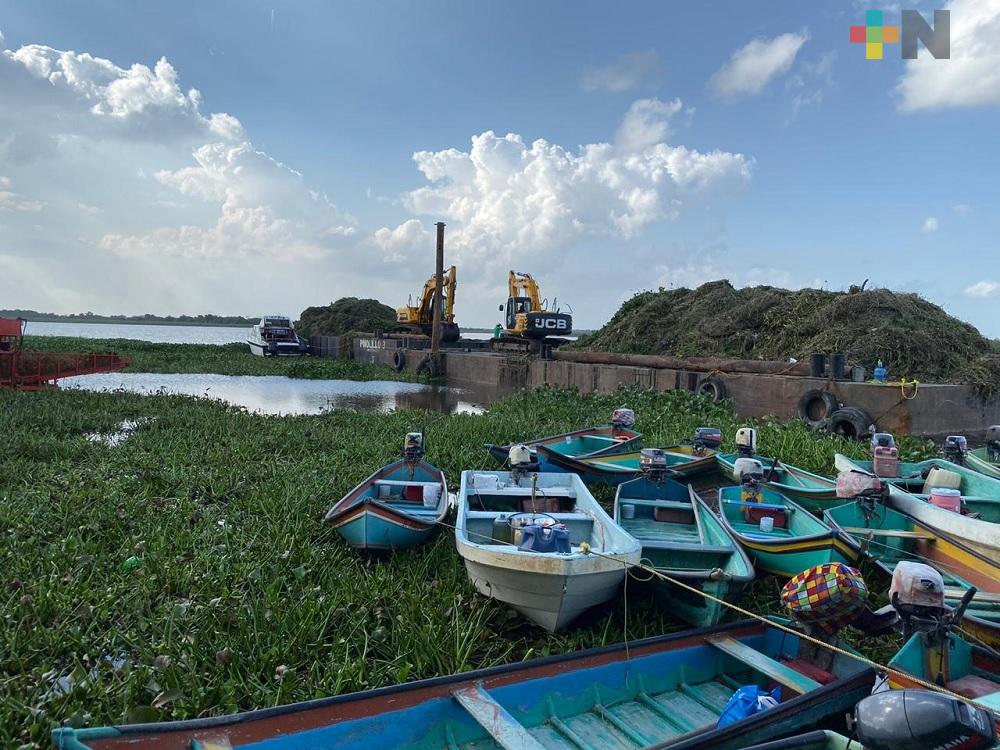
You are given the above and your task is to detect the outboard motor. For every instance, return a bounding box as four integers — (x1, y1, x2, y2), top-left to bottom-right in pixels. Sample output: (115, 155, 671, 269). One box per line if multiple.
(692, 427, 722, 455)
(735, 427, 757, 457)
(987, 425, 1000, 462)
(611, 407, 636, 435)
(943, 435, 968, 466)
(639, 448, 669, 480)
(403, 432, 424, 462)
(871, 432, 899, 478)
(853, 690, 996, 750)
(508, 444, 539, 483)
(887, 561, 981, 640)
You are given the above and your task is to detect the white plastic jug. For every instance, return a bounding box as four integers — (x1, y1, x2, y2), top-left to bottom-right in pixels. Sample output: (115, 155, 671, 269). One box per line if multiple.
(423, 484, 441, 508)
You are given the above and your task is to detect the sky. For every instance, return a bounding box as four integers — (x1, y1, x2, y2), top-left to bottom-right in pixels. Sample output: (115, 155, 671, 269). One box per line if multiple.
(0, 0, 998, 335)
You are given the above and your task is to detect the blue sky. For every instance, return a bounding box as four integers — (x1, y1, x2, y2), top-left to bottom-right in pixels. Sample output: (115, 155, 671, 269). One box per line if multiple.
(0, 0, 997, 335)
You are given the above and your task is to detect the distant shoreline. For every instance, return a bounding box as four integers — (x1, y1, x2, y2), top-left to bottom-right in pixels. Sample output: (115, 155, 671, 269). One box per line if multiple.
(5, 313, 253, 328)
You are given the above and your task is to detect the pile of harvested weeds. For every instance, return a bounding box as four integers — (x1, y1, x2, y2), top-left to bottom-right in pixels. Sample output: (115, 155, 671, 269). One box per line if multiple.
(573, 281, 999, 395)
(296, 297, 396, 338)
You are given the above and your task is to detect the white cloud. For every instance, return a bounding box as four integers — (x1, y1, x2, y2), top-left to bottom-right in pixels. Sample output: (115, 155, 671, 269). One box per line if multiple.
(785, 50, 837, 124)
(897, 0, 1000, 110)
(965, 280, 1000, 298)
(616, 97, 684, 151)
(389, 101, 752, 268)
(710, 31, 809, 98)
(921, 216, 939, 233)
(581, 51, 662, 93)
(0, 176, 44, 212)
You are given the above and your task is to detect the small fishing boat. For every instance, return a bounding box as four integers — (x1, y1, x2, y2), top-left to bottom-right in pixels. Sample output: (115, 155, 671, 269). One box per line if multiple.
(835, 453, 1000, 564)
(484, 409, 641, 470)
(543, 443, 719, 486)
(455, 461, 641, 631)
(716, 453, 839, 513)
(324, 434, 447, 551)
(246, 314, 309, 356)
(716, 459, 860, 579)
(968, 446, 1000, 480)
(824, 498, 1000, 629)
(740, 731, 855, 750)
(888, 632, 1000, 725)
(51, 618, 876, 750)
(614, 458, 755, 627)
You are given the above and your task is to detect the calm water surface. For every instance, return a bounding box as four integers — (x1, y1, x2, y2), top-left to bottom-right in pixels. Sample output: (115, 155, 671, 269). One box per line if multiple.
(26, 321, 247, 345)
(59, 372, 494, 415)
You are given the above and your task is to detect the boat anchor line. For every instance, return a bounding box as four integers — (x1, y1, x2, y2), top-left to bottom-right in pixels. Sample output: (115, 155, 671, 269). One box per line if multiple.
(437, 515, 999, 716)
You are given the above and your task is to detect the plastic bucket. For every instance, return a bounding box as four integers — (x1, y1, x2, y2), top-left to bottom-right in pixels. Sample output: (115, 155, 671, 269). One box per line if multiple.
(831, 353, 846, 380)
(620, 504, 635, 520)
(809, 353, 826, 377)
(929, 487, 961, 513)
(759, 516, 775, 533)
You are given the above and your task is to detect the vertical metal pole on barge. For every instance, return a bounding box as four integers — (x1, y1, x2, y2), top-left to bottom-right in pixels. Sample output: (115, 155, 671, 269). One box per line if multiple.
(430, 221, 445, 375)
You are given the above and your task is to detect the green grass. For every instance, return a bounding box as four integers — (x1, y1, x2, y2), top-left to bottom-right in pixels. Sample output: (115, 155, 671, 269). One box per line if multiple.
(0, 385, 936, 745)
(21, 336, 415, 382)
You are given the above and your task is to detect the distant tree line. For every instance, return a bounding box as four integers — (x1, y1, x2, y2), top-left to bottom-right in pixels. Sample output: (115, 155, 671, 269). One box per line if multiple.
(0, 310, 257, 327)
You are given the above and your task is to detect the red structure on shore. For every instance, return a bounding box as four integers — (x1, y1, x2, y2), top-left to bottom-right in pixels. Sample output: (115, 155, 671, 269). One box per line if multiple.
(0, 318, 129, 390)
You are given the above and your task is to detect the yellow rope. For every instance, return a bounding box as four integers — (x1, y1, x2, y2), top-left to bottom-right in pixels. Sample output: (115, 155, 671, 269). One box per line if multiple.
(900, 379, 919, 400)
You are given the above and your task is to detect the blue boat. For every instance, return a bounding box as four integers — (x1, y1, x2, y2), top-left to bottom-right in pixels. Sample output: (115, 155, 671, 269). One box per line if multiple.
(324, 435, 448, 551)
(51, 618, 875, 750)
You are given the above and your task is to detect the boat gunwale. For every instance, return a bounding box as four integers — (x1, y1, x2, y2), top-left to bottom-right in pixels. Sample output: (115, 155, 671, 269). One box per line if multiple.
(542, 444, 717, 478)
(60, 618, 786, 740)
(324, 457, 449, 527)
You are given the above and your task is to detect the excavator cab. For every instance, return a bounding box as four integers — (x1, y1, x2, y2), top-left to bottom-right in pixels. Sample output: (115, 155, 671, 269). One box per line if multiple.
(499, 271, 572, 340)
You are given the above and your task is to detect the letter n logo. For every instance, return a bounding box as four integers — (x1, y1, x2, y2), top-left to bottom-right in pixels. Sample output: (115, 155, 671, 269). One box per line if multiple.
(902, 10, 950, 59)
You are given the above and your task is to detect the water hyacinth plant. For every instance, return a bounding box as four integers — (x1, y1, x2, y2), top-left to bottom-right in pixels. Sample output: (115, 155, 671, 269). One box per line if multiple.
(0, 382, 935, 745)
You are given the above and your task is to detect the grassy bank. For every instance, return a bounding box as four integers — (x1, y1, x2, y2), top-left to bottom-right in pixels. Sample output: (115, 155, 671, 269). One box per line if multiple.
(22, 336, 414, 381)
(1, 386, 935, 745)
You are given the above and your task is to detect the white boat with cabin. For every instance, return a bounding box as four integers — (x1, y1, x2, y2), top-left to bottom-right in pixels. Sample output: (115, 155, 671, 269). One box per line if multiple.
(247, 315, 308, 357)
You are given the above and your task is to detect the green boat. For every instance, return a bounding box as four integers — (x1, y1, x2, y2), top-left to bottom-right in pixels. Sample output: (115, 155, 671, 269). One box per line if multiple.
(716, 484, 861, 579)
(716, 453, 839, 513)
(485, 424, 641, 470)
(835, 454, 1000, 564)
(823, 500, 1000, 627)
(741, 731, 855, 750)
(542, 444, 718, 486)
(969, 446, 1000, 480)
(614, 474, 755, 627)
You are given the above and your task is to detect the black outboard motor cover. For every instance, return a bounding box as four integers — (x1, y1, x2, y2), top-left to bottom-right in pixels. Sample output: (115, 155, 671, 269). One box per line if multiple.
(855, 690, 996, 750)
(943, 435, 968, 465)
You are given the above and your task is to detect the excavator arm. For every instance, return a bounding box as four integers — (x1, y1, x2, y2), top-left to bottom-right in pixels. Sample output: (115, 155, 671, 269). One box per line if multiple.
(508, 271, 542, 312)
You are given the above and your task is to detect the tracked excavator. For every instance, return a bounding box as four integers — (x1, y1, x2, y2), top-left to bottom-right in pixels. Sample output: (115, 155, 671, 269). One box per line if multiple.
(494, 270, 572, 352)
(394, 265, 460, 342)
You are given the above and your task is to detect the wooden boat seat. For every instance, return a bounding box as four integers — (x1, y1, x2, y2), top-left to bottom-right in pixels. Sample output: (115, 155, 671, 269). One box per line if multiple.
(452, 684, 546, 750)
(840, 527, 936, 541)
(722, 499, 793, 513)
(708, 636, 821, 695)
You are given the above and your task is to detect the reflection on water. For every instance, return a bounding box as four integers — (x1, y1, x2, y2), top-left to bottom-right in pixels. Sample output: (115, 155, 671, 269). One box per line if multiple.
(59, 373, 495, 416)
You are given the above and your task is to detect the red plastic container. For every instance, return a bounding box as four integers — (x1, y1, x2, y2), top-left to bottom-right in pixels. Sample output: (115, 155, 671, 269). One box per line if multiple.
(929, 487, 961, 513)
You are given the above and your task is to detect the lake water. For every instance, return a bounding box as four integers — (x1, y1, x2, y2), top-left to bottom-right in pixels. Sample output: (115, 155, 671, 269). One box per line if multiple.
(25, 321, 247, 345)
(58, 372, 494, 416)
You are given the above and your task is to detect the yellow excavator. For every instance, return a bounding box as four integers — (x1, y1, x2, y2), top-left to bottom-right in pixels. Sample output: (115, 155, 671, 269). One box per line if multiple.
(394, 265, 460, 342)
(498, 270, 572, 341)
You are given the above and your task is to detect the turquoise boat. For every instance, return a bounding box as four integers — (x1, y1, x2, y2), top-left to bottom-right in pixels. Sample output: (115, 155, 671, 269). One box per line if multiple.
(741, 732, 855, 750)
(541, 444, 717, 486)
(823, 500, 1000, 628)
(716, 453, 839, 513)
(888, 631, 1000, 726)
(969, 446, 1000, 480)
(716, 485, 861, 579)
(835, 454, 1000, 564)
(51, 618, 875, 750)
(614, 474, 755, 626)
(485, 424, 641, 471)
(324, 457, 448, 551)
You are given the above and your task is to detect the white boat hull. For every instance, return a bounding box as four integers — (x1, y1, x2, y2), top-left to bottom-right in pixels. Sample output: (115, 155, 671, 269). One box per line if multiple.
(834, 453, 1000, 564)
(246, 339, 305, 357)
(459, 547, 629, 632)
